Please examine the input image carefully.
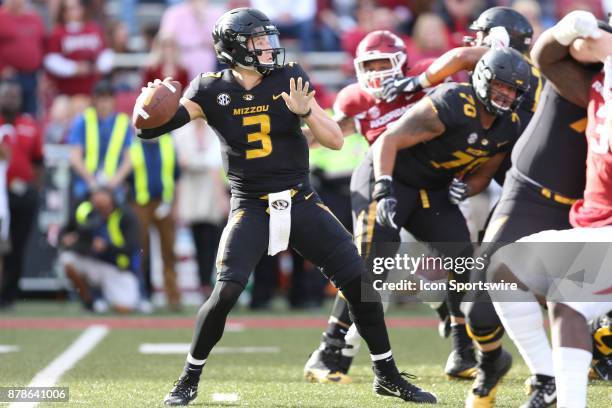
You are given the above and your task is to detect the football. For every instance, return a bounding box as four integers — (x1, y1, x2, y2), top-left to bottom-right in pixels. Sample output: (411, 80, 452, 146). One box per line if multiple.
(132, 79, 182, 129)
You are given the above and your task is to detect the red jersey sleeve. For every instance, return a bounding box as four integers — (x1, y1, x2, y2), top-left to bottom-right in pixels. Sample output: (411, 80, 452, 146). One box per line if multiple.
(333, 83, 375, 118)
(46, 28, 63, 54)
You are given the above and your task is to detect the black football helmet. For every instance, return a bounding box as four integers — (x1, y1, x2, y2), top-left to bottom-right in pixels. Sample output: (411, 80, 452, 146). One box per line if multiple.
(471, 47, 531, 115)
(212, 8, 285, 75)
(468, 7, 533, 53)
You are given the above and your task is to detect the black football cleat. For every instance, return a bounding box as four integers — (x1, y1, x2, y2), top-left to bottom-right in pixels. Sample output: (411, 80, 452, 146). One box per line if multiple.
(163, 375, 199, 406)
(304, 335, 352, 384)
(338, 353, 354, 374)
(445, 348, 478, 380)
(520, 374, 556, 408)
(465, 349, 513, 408)
(374, 371, 437, 403)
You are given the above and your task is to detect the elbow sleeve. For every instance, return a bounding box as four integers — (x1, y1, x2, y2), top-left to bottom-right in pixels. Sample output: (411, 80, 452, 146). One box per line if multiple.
(136, 105, 190, 139)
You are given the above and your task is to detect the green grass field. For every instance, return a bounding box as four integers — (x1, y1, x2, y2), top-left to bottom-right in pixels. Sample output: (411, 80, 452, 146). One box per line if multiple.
(0, 302, 610, 407)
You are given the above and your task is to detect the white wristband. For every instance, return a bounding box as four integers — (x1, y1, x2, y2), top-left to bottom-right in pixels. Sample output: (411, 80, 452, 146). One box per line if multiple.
(376, 175, 393, 182)
(418, 72, 431, 89)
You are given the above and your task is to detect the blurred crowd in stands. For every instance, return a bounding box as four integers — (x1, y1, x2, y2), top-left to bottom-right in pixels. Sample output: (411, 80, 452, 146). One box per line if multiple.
(0, 0, 610, 313)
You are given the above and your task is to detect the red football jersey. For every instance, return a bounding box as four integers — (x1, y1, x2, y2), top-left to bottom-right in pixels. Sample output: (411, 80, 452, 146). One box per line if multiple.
(570, 71, 612, 227)
(46, 22, 106, 95)
(333, 59, 434, 145)
(0, 114, 43, 185)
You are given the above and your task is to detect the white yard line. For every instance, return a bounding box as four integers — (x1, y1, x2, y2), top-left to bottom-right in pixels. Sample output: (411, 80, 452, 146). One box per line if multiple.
(0, 345, 20, 353)
(9, 325, 109, 408)
(139, 343, 280, 355)
(212, 393, 239, 402)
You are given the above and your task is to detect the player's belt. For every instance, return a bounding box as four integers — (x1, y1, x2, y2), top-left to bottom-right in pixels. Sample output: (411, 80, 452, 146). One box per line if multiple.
(539, 187, 579, 206)
(514, 170, 580, 206)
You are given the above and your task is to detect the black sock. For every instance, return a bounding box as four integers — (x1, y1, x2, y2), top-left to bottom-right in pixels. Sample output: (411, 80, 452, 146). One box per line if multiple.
(341, 278, 391, 355)
(189, 281, 242, 360)
(372, 354, 399, 378)
(480, 346, 502, 366)
(182, 361, 204, 381)
(451, 323, 473, 353)
(324, 295, 352, 340)
(436, 301, 449, 321)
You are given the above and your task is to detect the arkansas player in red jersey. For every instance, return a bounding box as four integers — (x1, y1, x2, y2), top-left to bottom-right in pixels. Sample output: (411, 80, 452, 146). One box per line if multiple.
(490, 12, 612, 408)
(303, 30, 443, 385)
(333, 34, 433, 145)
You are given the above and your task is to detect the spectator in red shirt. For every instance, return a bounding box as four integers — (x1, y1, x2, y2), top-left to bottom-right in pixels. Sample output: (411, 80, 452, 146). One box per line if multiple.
(142, 36, 189, 92)
(438, 0, 483, 48)
(0, 80, 44, 308)
(0, 0, 46, 116)
(43, 0, 113, 117)
(408, 12, 452, 61)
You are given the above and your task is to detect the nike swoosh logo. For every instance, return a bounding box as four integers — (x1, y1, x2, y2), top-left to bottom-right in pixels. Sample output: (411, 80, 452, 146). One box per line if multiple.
(497, 141, 509, 147)
(272, 93, 283, 100)
(378, 383, 401, 397)
(543, 391, 556, 404)
(305, 192, 314, 200)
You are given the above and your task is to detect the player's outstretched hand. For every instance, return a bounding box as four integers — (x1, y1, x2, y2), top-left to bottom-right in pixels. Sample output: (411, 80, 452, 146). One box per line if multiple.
(381, 76, 421, 102)
(281, 77, 315, 116)
(552, 10, 600, 46)
(483, 26, 510, 49)
(448, 178, 469, 205)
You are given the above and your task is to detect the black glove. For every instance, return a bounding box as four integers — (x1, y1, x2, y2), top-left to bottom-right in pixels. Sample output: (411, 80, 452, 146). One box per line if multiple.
(373, 178, 398, 229)
(449, 178, 469, 204)
(381, 76, 423, 102)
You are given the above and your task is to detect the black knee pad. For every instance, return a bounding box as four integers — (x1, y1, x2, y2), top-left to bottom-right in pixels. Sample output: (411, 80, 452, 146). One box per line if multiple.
(321, 239, 364, 289)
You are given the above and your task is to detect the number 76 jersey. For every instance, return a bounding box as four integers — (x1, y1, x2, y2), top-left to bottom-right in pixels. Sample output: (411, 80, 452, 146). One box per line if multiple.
(183, 62, 311, 198)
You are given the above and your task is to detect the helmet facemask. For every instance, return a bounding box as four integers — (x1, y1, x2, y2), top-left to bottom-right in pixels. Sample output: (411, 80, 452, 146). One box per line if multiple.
(240, 27, 285, 74)
(473, 63, 525, 116)
(355, 51, 406, 99)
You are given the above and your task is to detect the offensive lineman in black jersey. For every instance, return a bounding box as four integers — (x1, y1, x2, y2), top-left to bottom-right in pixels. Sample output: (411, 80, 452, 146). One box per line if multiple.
(371, 46, 528, 402)
(304, 10, 540, 386)
(379, 7, 542, 383)
(135, 8, 436, 406)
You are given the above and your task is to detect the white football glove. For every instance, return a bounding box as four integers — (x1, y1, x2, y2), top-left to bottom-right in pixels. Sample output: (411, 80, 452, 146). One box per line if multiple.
(484, 26, 510, 50)
(448, 178, 469, 205)
(552, 10, 601, 46)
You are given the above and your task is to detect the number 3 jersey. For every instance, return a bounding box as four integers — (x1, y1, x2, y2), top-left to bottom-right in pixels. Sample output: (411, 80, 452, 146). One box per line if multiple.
(393, 82, 521, 189)
(184, 63, 310, 198)
(570, 71, 612, 228)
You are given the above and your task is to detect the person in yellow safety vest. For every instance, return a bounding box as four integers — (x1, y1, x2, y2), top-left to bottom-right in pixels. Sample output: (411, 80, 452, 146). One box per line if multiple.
(309, 132, 369, 230)
(59, 187, 141, 313)
(129, 134, 182, 311)
(67, 79, 133, 201)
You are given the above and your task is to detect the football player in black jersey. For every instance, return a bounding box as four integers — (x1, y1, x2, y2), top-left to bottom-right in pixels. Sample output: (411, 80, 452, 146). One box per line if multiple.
(135, 7, 436, 406)
(372, 47, 529, 404)
(304, 8, 541, 386)
(380, 7, 543, 385)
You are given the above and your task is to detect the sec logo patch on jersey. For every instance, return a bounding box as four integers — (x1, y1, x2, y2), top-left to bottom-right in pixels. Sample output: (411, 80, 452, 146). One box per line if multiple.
(217, 93, 231, 106)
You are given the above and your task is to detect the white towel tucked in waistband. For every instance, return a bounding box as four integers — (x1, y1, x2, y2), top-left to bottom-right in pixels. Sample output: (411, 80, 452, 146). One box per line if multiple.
(268, 190, 292, 255)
